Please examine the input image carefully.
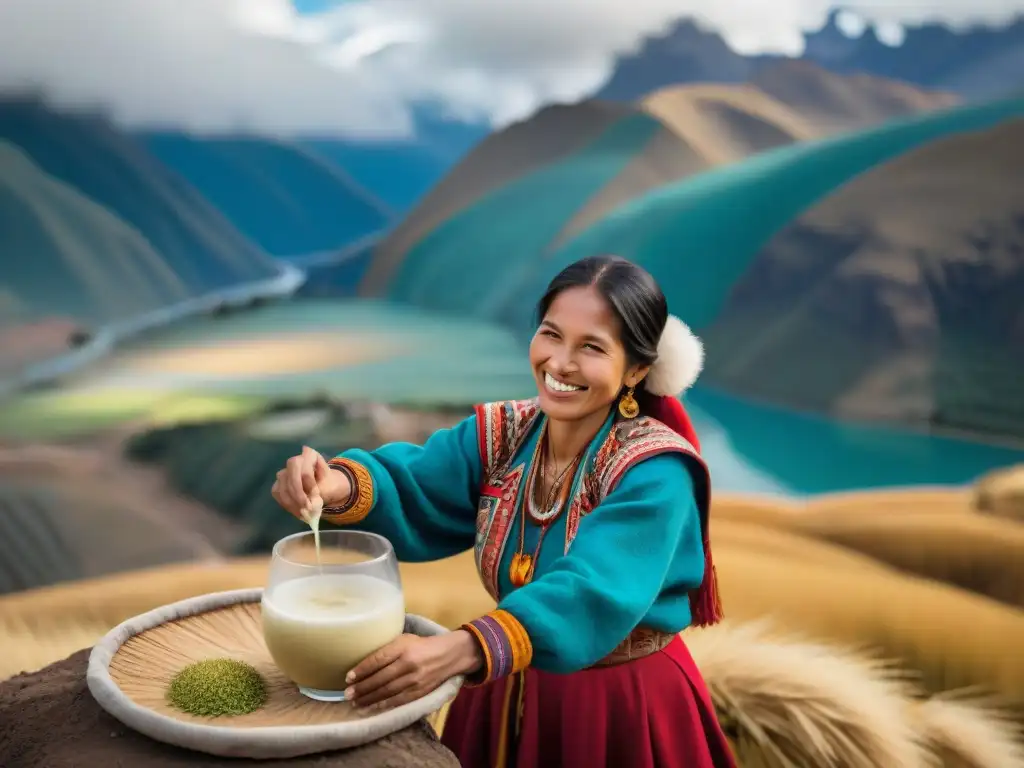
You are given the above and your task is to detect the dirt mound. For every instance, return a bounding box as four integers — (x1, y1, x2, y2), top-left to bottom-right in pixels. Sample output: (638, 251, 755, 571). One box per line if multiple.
(0, 650, 457, 768)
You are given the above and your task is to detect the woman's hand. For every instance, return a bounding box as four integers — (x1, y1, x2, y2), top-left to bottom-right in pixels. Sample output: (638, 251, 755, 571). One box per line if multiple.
(345, 631, 484, 710)
(271, 446, 350, 519)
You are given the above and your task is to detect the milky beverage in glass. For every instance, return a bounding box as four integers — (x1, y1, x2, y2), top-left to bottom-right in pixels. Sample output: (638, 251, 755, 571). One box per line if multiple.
(262, 529, 404, 701)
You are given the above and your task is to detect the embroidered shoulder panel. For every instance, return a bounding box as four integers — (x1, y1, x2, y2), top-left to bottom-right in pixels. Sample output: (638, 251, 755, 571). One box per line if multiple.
(564, 415, 708, 552)
(596, 416, 702, 498)
(473, 398, 542, 483)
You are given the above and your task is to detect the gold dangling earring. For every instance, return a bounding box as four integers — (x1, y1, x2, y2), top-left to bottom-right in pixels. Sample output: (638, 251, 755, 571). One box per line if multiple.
(618, 386, 639, 419)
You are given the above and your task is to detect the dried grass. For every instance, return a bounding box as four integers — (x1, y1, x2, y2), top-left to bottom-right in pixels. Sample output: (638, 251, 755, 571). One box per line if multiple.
(5, 549, 1024, 764)
(714, 489, 973, 530)
(974, 466, 1024, 523)
(712, 520, 891, 573)
(804, 489, 975, 518)
(716, 548, 1024, 707)
(4, 544, 1024, 712)
(786, 512, 1024, 608)
(714, 489, 1024, 608)
(712, 497, 806, 528)
(910, 693, 1024, 768)
(687, 621, 929, 768)
(109, 602, 373, 728)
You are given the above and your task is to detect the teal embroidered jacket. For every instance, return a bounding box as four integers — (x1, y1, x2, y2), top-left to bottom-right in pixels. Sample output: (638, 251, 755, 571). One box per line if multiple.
(326, 404, 706, 681)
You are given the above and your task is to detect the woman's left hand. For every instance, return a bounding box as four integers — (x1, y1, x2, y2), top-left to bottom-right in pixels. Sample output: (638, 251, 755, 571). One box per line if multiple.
(345, 630, 483, 709)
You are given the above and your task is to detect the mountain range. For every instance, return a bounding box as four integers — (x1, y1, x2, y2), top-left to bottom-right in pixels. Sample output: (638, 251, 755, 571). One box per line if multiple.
(140, 133, 394, 258)
(2, 26, 1022, 438)
(0, 97, 277, 296)
(598, 12, 1024, 103)
(361, 91, 1024, 438)
(0, 98, 485, 378)
(0, 139, 198, 325)
(363, 63, 959, 299)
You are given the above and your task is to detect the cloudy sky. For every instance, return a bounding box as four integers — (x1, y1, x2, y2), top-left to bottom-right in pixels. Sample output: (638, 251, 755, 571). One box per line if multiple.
(0, 0, 1020, 139)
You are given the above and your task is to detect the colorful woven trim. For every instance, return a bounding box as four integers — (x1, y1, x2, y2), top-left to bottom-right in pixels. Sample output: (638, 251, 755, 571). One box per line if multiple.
(322, 457, 374, 524)
(461, 609, 533, 686)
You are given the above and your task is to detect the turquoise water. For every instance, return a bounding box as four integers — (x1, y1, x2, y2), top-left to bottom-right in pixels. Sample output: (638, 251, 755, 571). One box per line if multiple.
(74, 301, 1024, 496)
(685, 388, 1023, 496)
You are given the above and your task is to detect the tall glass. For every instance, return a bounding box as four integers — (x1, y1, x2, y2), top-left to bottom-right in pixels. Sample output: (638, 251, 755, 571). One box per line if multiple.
(261, 530, 404, 702)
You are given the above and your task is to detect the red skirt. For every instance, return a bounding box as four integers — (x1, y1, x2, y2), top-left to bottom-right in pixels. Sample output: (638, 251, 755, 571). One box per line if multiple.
(441, 636, 736, 768)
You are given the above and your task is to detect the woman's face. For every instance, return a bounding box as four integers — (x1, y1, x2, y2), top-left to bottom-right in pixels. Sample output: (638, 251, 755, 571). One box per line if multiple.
(529, 285, 648, 423)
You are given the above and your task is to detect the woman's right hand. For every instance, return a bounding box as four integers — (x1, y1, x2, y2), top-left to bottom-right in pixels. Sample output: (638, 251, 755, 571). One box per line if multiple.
(271, 446, 351, 520)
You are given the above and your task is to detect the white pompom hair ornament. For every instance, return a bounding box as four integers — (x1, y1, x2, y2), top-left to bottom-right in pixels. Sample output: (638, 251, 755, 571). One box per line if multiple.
(643, 315, 705, 397)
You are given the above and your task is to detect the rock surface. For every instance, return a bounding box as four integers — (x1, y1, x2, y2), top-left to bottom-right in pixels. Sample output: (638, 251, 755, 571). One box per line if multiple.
(0, 649, 460, 768)
(704, 117, 1024, 439)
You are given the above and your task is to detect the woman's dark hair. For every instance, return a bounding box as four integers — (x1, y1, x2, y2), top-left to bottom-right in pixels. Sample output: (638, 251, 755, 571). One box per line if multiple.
(536, 256, 668, 371)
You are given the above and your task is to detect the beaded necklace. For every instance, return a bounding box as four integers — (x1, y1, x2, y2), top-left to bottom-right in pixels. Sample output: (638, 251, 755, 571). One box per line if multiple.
(508, 424, 584, 587)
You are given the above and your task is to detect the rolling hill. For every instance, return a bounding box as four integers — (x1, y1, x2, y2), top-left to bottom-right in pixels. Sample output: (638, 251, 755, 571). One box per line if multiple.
(141, 133, 394, 257)
(561, 70, 957, 247)
(0, 97, 279, 291)
(702, 118, 1024, 438)
(366, 94, 1024, 441)
(359, 101, 638, 296)
(379, 111, 675, 312)
(0, 140, 197, 325)
(0, 444, 241, 595)
(642, 82, 817, 154)
(642, 62, 959, 156)
(497, 97, 1024, 334)
(748, 61, 961, 131)
(363, 67, 961, 298)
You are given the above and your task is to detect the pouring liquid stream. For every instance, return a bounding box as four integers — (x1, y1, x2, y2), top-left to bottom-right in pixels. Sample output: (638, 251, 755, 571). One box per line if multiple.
(300, 493, 325, 573)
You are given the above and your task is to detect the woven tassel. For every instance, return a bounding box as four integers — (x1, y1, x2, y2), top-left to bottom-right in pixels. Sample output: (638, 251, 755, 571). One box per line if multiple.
(689, 535, 723, 627)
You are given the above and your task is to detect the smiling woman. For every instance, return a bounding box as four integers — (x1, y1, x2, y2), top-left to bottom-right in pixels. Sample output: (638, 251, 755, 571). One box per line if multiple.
(271, 255, 735, 767)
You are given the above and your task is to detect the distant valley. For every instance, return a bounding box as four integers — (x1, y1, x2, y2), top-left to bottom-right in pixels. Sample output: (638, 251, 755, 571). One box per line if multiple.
(2, 23, 1022, 441)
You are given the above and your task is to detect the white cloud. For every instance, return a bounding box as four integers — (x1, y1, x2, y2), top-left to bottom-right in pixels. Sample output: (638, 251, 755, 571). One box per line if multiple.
(0, 0, 1020, 138)
(0, 0, 414, 138)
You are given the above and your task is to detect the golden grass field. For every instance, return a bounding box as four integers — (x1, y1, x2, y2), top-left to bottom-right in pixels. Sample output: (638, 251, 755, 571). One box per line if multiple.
(2, 481, 1023, 765)
(119, 332, 405, 377)
(975, 465, 1024, 522)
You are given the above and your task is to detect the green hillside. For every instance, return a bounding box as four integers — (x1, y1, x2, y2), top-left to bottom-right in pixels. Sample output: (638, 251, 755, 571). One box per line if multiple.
(0, 97, 278, 291)
(0, 141, 195, 324)
(141, 133, 393, 257)
(381, 97, 1024, 335)
(360, 101, 635, 295)
(503, 97, 1024, 331)
(384, 112, 667, 312)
